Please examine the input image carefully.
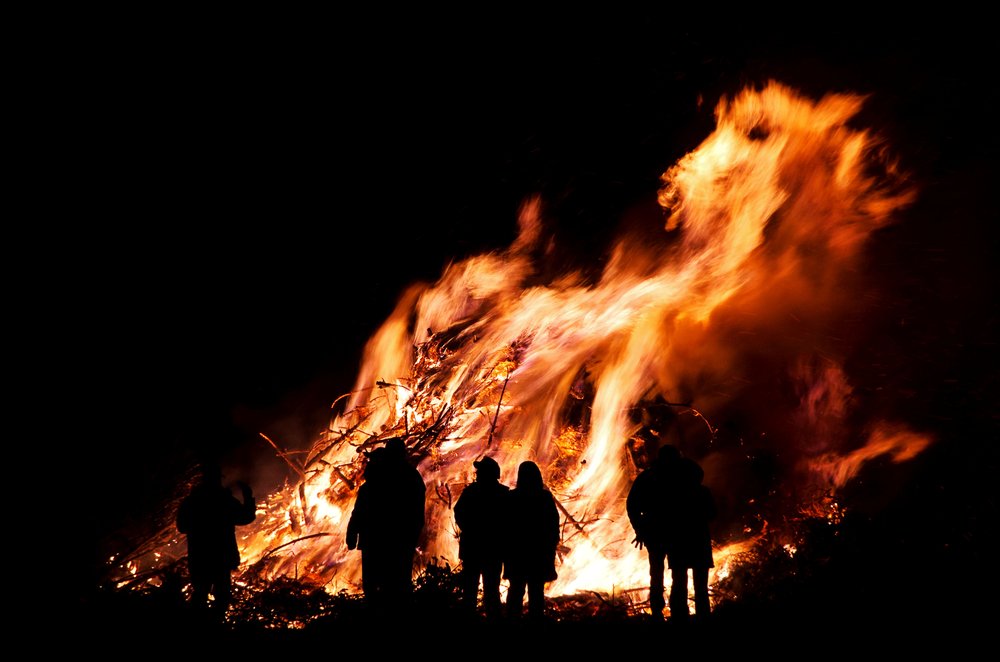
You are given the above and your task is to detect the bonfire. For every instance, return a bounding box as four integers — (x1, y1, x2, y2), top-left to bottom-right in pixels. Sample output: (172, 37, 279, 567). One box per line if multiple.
(106, 82, 933, 627)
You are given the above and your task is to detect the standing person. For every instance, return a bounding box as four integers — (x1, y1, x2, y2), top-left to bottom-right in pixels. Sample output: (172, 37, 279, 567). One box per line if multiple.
(626, 444, 681, 620)
(346, 438, 426, 613)
(668, 457, 716, 621)
(176, 461, 257, 617)
(454, 456, 510, 619)
(627, 446, 716, 622)
(504, 461, 560, 621)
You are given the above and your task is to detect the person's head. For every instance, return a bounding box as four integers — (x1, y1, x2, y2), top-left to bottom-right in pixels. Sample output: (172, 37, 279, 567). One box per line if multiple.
(383, 437, 406, 460)
(473, 456, 501, 482)
(515, 461, 544, 490)
(363, 447, 387, 479)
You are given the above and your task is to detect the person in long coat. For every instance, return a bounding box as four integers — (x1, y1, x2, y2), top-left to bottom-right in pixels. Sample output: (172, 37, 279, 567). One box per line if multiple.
(454, 456, 510, 619)
(627, 447, 716, 621)
(346, 439, 426, 611)
(504, 460, 560, 620)
(176, 462, 256, 615)
(667, 457, 716, 620)
(627, 444, 682, 619)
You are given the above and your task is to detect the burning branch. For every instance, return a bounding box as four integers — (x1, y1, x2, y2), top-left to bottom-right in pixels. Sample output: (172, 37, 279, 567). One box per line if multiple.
(332, 465, 355, 491)
(254, 533, 334, 565)
(486, 371, 511, 447)
(260, 432, 306, 478)
(375, 379, 413, 392)
(435, 482, 453, 509)
(305, 412, 374, 470)
(554, 496, 588, 538)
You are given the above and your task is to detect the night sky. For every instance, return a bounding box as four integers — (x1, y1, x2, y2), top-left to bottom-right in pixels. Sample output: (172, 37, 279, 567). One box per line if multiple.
(61, 19, 996, 623)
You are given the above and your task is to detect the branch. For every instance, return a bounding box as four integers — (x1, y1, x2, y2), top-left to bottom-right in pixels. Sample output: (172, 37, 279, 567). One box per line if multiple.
(259, 432, 305, 478)
(257, 533, 334, 564)
(487, 372, 511, 447)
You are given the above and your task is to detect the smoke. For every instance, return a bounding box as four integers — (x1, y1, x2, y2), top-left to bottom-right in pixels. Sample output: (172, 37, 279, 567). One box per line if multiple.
(109, 82, 942, 598)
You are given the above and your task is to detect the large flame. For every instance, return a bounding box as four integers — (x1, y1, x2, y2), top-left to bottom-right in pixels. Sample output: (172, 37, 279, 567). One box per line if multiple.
(121, 82, 934, 610)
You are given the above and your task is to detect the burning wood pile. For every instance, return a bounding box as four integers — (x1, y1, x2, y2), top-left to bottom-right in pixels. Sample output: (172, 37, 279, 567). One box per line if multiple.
(104, 82, 934, 628)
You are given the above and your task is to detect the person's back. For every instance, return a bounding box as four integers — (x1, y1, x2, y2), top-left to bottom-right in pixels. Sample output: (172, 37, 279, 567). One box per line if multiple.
(454, 456, 509, 618)
(667, 457, 716, 620)
(627, 446, 682, 550)
(176, 463, 256, 614)
(626, 445, 682, 619)
(346, 439, 426, 612)
(382, 439, 426, 552)
(505, 461, 560, 620)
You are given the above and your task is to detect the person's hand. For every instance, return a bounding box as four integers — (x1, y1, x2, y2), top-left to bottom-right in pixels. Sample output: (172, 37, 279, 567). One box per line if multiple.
(236, 481, 253, 498)
(632, 536, 644, 550)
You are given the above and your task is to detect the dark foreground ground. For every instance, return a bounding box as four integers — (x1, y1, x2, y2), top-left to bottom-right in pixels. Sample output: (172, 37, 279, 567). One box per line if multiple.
(71, 423, 997, 656)
(72, 585, 989, 657)
(72, 527, 993, 658)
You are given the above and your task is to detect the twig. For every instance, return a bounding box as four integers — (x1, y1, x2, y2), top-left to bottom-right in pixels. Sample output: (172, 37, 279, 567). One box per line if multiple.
(298, 482, 309, 525)
(260, 432, 305, 478)
(376, 379, 412, 392)
(258, 533, 333, 564)
(305, 412, 372, 470)
(679, 406, 718, 439)
(487, 372, 510, 447)
(554, 497, 587, 537)
(435, 482, 453, 509)
(333, 466, 355, 491)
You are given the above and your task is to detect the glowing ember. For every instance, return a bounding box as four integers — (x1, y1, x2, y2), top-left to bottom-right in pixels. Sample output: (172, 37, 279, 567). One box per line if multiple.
(117, 82, 934, 612)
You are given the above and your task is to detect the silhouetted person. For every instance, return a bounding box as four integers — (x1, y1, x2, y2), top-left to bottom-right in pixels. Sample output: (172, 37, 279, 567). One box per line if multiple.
(668, 457, 716, 621)
(176, 462, 256, 616)
(627, 446, 716, 621)
(627, 444, 681, 620)
(504, 461, 560, 621)
(346, 438, 426, 614)
(454, 456, 510, 619)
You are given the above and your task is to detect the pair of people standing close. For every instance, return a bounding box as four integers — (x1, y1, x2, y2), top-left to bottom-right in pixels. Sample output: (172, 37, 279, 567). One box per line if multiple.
(627, 444, 716, 622)
(454, 457, 560, 621)
(176, 439, 428, 622)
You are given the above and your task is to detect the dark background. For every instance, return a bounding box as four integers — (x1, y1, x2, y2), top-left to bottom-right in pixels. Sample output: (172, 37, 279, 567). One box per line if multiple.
(54, 18, 996, 617)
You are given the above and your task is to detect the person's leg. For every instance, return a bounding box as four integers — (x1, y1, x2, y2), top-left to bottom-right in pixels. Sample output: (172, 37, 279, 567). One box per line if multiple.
(669, 566, 690, 621)
(190, 576, 210, 608)
(526, 579, 545, 620)
(648, 545, 666, 618)
(692, 567, 710, 618)
(385, 549, 414, 613)
(481, 558, 503, 619)
(362, 549, 388, 612)
(506, 577, 526, 619)
(460, 560, 481, 614)
(212, 569, 233, 613)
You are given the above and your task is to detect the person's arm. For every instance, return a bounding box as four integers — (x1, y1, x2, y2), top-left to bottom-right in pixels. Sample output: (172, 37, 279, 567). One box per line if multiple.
(453, 489, 468, 531)
(346, 485, 367, 550)
(626, 476, 646, 547)
(176, 497, 191, 534)
(233, 481, 257, 525)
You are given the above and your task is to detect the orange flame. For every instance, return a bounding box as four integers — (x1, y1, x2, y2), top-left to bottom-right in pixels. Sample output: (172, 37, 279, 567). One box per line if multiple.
(124, 82, 931, 609)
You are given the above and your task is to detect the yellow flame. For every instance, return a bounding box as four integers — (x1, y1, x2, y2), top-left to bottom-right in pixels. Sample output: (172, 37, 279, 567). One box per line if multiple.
(128, 83, 928, 607)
